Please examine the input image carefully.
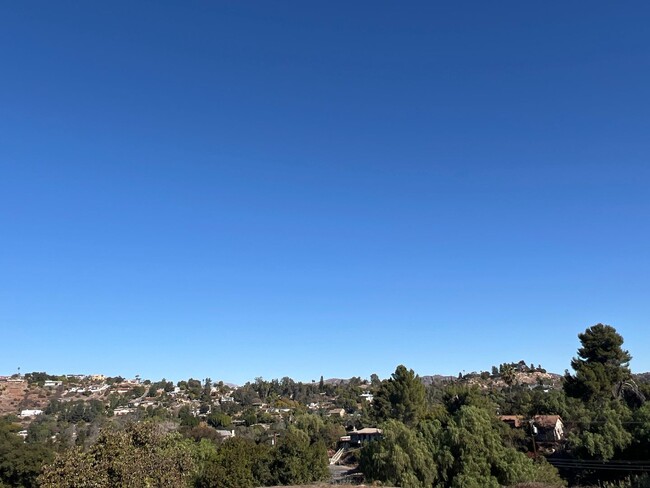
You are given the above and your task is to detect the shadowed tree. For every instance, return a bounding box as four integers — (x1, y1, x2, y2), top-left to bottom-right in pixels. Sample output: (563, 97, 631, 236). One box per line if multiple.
(0, 416, 53, 488)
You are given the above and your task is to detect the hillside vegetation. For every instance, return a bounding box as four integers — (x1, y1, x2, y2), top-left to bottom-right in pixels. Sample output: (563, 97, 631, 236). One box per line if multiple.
(1, 324, 650, 487)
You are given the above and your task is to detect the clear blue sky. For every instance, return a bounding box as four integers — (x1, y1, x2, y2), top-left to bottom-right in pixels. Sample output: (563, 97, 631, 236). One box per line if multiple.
(1, 2, 649, 384)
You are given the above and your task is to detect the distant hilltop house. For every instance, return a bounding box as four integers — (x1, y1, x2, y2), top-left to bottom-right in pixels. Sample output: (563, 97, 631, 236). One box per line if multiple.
(66, 374, 87, 380)
(533, 415, 565, 443)
(114, 407, 135, 416)
(20, 409, 43, 418)
(115, 384, 133, 394)
(44, 380, 62, 388)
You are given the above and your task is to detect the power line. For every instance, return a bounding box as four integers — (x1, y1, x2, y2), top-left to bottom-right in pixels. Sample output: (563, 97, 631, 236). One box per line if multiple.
(547, 459, 650, 472)
(549, 459, 650, 465)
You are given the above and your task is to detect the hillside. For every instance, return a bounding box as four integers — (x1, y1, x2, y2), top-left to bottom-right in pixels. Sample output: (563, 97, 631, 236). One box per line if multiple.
(0, 380, 29, 415)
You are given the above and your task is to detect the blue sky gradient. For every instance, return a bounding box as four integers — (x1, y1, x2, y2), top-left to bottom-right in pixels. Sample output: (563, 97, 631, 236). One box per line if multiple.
(1, 2, 649, 384)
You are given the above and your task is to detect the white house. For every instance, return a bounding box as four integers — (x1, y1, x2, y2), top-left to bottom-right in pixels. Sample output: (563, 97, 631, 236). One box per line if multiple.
(360, 393, 374, 402)
(20, 409, 43, 418)
(114, 407, 135, 416)
(216, 429, 235, 439)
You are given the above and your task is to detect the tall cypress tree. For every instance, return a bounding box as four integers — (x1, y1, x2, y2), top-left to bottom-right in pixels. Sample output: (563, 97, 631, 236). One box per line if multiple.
(373, 365, 426, 426)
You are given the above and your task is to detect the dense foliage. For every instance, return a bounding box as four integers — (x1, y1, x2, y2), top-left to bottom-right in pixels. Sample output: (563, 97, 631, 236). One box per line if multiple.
(0, 417, 53, 488)
(38, 423, 194, 488)
(1, 323, 650, 487)
(362, 394, 564, 487)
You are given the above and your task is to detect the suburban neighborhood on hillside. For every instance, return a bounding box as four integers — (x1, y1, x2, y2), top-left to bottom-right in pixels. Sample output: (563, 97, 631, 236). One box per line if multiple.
(3, 326, 650, 487)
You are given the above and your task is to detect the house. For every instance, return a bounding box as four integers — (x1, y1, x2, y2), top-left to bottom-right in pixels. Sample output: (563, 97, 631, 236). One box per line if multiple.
(328, 408, 345, 417)
(20, 409, 43, 418)
(499, 415, 524, 429)
(360, 393, 374, 402)
(216, 429, 235, 439)
(345, 427, 382, 446)
(44, 380, 62, 388)
(114, 407, 135, 416)
(533, 415, 564, 442)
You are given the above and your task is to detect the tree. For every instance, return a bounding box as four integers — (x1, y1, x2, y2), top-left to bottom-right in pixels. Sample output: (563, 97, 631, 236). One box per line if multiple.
(38, 423, 194, 488)
(567, 401, 632, 460)
(361, 408, 564, 488)
(178, 405, 199, 428)
(207, 412, 232, 429)
(269, 426, 328, 485)
(293, 414, 324, 444)
(0, 416, 53, 488)
(564, 324, 632, 402)
(432, 406, 563, 488)
(500, 364, 516, 388)
(360, 419, 437, 488)
(373, 365, 426, 426)
(193, 437, 260, 488)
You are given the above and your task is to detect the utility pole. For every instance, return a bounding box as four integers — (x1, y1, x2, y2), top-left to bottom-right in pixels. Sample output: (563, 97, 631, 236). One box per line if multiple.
(530, 419, 537, 456)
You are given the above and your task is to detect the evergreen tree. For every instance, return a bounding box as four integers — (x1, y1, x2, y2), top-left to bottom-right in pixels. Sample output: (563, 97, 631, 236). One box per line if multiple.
(373, 365, 426, 426)
(564, 324, 632, 402)
(269, 426, 328, 485)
